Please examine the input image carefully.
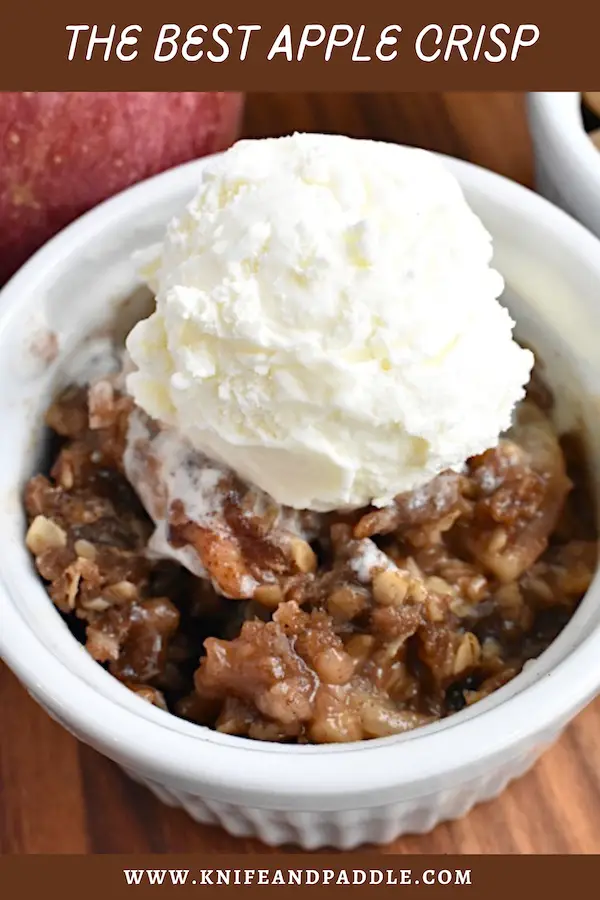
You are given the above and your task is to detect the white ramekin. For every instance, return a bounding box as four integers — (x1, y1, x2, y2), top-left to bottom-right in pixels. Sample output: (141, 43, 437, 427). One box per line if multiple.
(0, 153, 599, 850)
(527, 92, 600, 238)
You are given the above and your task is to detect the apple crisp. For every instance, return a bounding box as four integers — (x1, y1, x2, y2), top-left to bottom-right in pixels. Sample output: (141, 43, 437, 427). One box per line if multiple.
(24, 372, 597, 743)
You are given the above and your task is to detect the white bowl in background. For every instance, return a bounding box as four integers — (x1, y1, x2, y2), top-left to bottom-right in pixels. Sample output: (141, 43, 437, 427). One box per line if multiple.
(527, 92, 600, 237)
(0, 152, 599, 850)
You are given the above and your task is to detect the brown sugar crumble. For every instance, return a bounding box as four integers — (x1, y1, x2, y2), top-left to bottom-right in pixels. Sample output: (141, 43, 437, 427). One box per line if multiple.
(24, 370, 597, 743)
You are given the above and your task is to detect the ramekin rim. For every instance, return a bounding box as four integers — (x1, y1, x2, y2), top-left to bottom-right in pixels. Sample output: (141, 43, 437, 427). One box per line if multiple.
(526, 91, 600, 185)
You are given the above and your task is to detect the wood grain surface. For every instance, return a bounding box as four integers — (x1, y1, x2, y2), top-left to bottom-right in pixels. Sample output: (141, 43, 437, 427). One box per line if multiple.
(1, 92, 599, 856)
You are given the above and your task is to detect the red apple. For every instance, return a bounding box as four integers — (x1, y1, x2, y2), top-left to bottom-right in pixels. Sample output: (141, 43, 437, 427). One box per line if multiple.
(0, 92, 244, 285)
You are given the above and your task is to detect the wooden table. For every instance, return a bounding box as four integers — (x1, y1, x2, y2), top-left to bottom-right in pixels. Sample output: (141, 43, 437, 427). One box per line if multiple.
(1, 92, 599, 855)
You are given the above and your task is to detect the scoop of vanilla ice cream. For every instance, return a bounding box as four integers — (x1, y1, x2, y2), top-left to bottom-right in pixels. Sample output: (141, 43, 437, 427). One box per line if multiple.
(126, 133, 533, 512)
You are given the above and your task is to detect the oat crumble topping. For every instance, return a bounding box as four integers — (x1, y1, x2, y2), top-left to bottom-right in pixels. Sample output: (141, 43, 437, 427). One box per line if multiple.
(24, 369, 597, 743)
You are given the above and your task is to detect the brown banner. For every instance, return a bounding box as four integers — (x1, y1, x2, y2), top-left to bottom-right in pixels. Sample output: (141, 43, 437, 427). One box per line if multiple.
(1, 1, 600, 90)
(1, 856, 600, 898)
